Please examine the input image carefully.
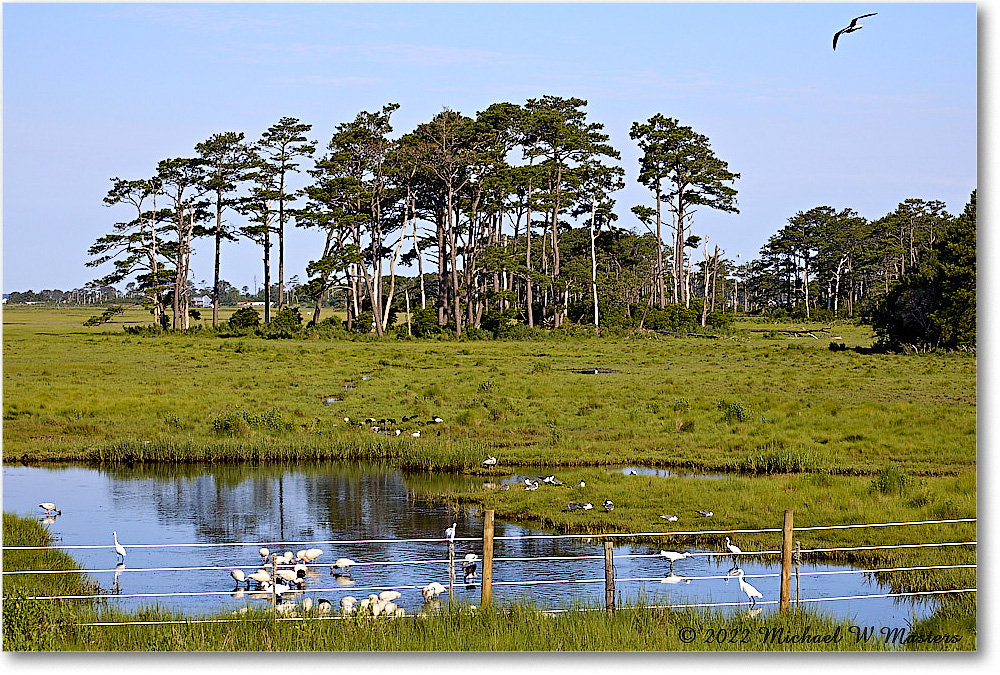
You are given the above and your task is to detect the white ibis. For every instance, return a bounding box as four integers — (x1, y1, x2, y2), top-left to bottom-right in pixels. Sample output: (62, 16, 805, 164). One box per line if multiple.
(483, 456, 498, 467)
(411, 431, 421, 438)
(112, 531, 127, 563)
(332, 558, 357, 575)
(833, 13, 877, 50)
(580, 502, 593, 510)
(433, 417, 443, 423)
(696, 510, 714, 517)
(378, 590, 402, 602)
(301, 597, 313, 613)
(39, 503, 61, 515)
(231, 569, 248, 588)
(259, 547, 270, 563)
(660, 514, 679, 522)
(730, 568, 764, 607)
(445, 523, 457, 542)
(603, 500, 614, 512)
(248, 569, 271, 587)
(304, 548, 323, 562)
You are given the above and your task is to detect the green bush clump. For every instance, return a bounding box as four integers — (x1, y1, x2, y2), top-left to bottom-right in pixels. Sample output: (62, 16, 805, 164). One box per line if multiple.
(870, 465, 913, 495)
(212, 408, 294, 436)
(720, 400, 755, 424)
(228, 307, 262, 330)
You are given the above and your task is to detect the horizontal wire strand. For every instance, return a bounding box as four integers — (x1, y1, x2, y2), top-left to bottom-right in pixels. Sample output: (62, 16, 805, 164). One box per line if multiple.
(2, 517, 976, 551)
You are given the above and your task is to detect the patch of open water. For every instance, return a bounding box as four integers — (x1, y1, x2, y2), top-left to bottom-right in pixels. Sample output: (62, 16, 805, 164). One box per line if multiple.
(3, 463, 936, 628)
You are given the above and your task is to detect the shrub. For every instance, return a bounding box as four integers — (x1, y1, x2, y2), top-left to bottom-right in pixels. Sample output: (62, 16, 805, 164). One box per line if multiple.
(720, 400, 756, 424)
(229, 307, 262, 330)
(870, 465, 913, 495)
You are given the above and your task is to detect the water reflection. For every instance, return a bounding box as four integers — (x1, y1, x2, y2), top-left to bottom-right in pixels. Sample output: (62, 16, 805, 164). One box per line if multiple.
(3, 463, 937, 625)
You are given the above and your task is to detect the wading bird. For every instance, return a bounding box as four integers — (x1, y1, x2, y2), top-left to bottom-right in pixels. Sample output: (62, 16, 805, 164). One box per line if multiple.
(833, 13, 877, 50)
(660, 514, 679, 522)
(332, 558, 357, 576)
(580, 502, 594, 510)
(603, 500, 614, 512)
(112, 531, 127, 563)
(231, 569, 249, 588)
(725, 537, 742, 562)
(445, 523, 457, 541)
(39, 503, 61, 516)
(462, 553, 478, 582)
(729, 568, 763, 607)
(696, 510, 714, 517)
(659, 550, 691, 572)
(483, 456, 497, 467)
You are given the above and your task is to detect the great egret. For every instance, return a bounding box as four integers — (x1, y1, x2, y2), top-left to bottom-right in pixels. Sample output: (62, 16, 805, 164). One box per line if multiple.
(603, 500, 614, 512)
(39, 503, 61, 515)
(729, 568, 763, 607)
(112, 531, 127, 563)
(660, 514, 679, 522)
(833, 13, 877, 50)
(483, 456, 498, 467)
(725, 537, 743, 562)
(445, 523, 457, 541)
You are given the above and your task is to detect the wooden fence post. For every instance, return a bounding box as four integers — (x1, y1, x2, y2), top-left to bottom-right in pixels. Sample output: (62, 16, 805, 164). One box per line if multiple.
(780, 509, 793, 611)
(482, 510, 494, 607)
(604, 541, 615, 615)
(270, 553, 278, 613)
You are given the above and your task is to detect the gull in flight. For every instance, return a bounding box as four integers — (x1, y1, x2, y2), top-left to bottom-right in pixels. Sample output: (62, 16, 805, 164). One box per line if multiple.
(833, 13, 877, 51)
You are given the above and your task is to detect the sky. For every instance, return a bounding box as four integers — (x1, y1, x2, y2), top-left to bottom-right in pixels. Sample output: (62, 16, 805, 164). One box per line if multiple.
(0, 1, 978, 294)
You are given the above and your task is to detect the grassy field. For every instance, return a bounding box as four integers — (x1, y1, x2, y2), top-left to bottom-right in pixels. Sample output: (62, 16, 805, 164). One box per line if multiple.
(1, 306, 977, 650)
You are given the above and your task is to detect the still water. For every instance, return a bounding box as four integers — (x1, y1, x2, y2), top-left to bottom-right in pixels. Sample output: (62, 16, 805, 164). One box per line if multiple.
(3, 463, 935, 625)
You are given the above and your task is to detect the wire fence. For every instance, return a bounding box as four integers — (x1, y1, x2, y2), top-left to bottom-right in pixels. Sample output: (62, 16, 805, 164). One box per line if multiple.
(4, 517, 977, 623)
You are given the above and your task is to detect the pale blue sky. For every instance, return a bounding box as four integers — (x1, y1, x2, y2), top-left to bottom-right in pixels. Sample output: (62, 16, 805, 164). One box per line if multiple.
(1, 2, 978, 292)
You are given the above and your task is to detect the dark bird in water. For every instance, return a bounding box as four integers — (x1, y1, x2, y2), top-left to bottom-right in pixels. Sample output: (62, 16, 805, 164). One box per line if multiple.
(833, 13, 877, 50)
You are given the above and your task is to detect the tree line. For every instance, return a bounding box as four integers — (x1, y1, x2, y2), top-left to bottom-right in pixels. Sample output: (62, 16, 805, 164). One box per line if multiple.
(86, 96, 975, 348)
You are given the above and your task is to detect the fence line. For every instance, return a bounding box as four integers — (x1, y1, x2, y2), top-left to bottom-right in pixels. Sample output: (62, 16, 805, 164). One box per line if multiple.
(18, 563, 977, 603)
(2, 517, 976, 551)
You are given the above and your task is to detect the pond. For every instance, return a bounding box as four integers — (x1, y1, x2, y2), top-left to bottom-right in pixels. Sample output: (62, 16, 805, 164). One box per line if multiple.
(3, 463, 937, 626)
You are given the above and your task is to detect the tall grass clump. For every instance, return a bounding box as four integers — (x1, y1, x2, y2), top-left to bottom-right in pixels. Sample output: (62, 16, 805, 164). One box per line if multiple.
(870, 465, 913, 495)
(212, 408, 294, 436)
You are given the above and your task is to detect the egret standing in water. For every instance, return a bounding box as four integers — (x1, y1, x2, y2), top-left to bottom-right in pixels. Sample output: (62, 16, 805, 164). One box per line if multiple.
(729, 568, 764, 607)
(112, 531, 127, 563)
(445, 523, 457, 542)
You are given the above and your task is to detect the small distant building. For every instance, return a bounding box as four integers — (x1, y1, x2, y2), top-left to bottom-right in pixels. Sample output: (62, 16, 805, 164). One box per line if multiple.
(193, 295, 213, 308)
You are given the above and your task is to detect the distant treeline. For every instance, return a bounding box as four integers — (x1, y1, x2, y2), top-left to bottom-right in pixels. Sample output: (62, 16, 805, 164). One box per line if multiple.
(81, 97, 975, 350)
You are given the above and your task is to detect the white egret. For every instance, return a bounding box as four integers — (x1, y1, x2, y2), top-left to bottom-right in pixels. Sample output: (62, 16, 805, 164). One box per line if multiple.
(833, 13, 877, 50)
(39, 503, 61, 515)
(445, 523, 457, 542)
(730, 568, 763, 607)
(112, 531, 127, 563)
(725, 537, 743, 561)
(660, 514, 679, 522)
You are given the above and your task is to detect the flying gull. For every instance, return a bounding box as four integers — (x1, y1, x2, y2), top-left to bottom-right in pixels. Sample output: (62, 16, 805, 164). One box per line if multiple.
(833, 13, 877, 51)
